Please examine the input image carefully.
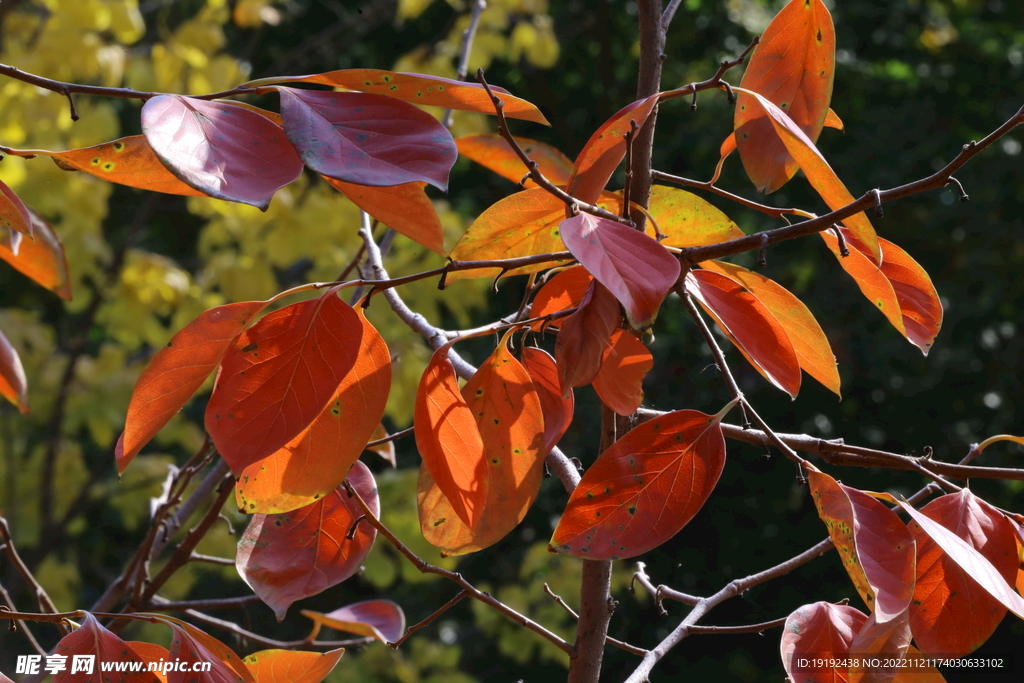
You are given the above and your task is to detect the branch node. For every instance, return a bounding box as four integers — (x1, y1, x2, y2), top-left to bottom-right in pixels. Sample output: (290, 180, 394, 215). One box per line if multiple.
(62, 86, 79, 122)
(871, 189, 884, 218)
(947, 176, 970, 202)
(830, 225, 850, 257)
(757, 233, 769, 268)
(690, 89, 698, 112)
(346, 515, 367, 540)
(722, 81, 737, 105)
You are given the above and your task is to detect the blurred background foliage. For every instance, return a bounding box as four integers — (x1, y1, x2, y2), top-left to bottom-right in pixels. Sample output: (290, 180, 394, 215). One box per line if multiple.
(0, 0, 1022, 681)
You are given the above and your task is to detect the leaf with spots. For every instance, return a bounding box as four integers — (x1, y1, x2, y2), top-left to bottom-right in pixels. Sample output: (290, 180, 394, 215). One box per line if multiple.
(205, 291, 363, 476)
(528, 266, 594, 330)
(0, 327, 29, 414)
(734, 0, 836, 194)
(566, 94, 659, 204)
(521, 347, 574, 454)
(877, 237, 942, 355)
(323, 177, 446, 255)
(457, 133, 573, 187)
(780, 601, 867, 683)
(235, 307, 390, 513)
(244, 69, 548, 125)
(807, 470, 916, 622)
(0, 178, 32, 236)
(698, 260, 840, 397)
(118, 300, 270, 474)
(141, 95, 304, 210)
(549, 402, 734, 560)
(147, 615, 255, 683)
(301, 600, 406, 644)
(0, 210, 72, 300)
(235, 462, 379, 621)
(685, 269, 802, 397)
(559, 212, 680, 329)
(592, 329, 653, 416)
(554, 279, 620, 392)
(277, 88, 456, 191)
(51, 612, 160, 683)
(242, 649, 344, 683)
(418, 334, 546, 555)
(907, 490, 1019, 656)
(647, 186, 745, 249)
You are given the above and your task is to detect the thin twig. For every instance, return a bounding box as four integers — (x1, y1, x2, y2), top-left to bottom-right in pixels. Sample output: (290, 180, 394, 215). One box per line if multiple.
(543, 583, 649, 657)
(389, 589, 469, 648)
(0, 518, 66, 635)
(140, 595, 261, 612)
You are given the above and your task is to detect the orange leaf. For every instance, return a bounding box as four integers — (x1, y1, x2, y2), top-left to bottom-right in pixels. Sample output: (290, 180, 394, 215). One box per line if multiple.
(734, 87, 880, 263)
(323, 177, 446, 255)
(528, 266, 593, 330)
(820, 228, 906, 338)
(126, 642, 170, 683)
(0, 210, 72, 300)
(780, 601, 867, 683)
(366, 423, 397, 467)
(567, 94, 659, 203)
(418, 335, 546, 555)
(205, 292, 363, 475)
(550, 404, 732, 560)
(414, 343, 489, 528)
(735, 0, 836, 194)
(0, 327, 29, 414)
(848, 609, 912, 683)
(301, 600, 406, 644)
(908, 490, 1018, 656)
(592, 329, 652, 416)
(686, 269, 802, 397)
(877, 237, 942, 355)
(457, 133, 573, 187)
(243, 649, 344, 683)
(521, 347, 573, 453)
(118, 300, 270, 473)
(807, 470, 916, 622)
(153, 615, 255, 683)
(0, 178, 32, 235)
(825, 107, 845, 131)
(52, 612, 160, 683)
(555, 279, 620, 391)
(244, 69, 548, 125)
(698, 260, 840, 396)
(235, 308, 390, 513)
(648, 186, 745, 249)
(236, 462, 378, 620)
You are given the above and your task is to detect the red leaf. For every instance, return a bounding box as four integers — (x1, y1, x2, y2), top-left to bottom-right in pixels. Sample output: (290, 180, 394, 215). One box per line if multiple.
(119, 300, 270, 473)
(908, 490, 1019, 656)
(554, 279, 620, 391)
(698, 260, 840, 396)
(877, 238, 942, 355)
(52, 612, 160, 683)
(529, 266, 593, 330)
(821, 229, 907, 340)
(848, 609, 912, 683)
(141, 95, 303, 210)
(245, 69, 548, 125)
(0, 210, 72, 300)
(592, 329, 652, 416)
(521, 347, 573, 454)
(157, 616, 255, 683)
(566, 94, 659, 203)
(126, 642, 170, 683)
(685, 269, 802, 397)
(301, 600, 406, 644)
(235, 308, 390, 513)
(323, 177, 446, 255)
(550, 404, 732, 560)
(807, 470, 916, 622)
(277, 88, 456, 191)
(236, 462, 378, 620)
(734, 0, 836, 193)
(0, 327, 29, 414)
(457, 133, 573, 187)
(781, 601, 867, 683)
(0, 178, 32, 235)
(242, 649, 344, 683)
(559, 212, 680, 328)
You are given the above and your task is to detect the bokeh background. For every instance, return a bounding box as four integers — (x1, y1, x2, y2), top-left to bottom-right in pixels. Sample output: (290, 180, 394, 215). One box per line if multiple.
(1, 0, 1022, 680)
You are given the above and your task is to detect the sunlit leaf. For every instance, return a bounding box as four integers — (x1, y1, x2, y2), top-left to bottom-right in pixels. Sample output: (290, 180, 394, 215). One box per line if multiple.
(521, 346, 573, 453)
(0, 327, 29, 414)
(821, 228, 907, 339)
(685, 269, 802, 397)
(366, 423, 397, 467)
(698, 260, 839, 396)
(0, 210, 72, 300)
(141, 95, 303, 210)
(877, 237, 942, 355)
(206, 292, 363, 475)
(648, 185, 746, 249)
(52, 612, 160, 683)
(245, 69, 548, 125)
(236, 462, 379, 620)
(848, 609, 912, 683)
(555, 279, 620, 391)
(0, 178, 32, 235)
(140, 614, 255, 683)
(550, 404, 732, 560)
(734, 0, 836, 193)
(529, 266, 593, 330)
(592, 329, 652, 416)
(118, 300, 270, 473)
(301, 600, 406, 644)
(242, 649, 344, 683)
(457, 133, 573, 187)
(323, 177, 446, 255)
(781, 601, 867, 683)
(560, 212, 680, 328)
(127, 642, 170, 683)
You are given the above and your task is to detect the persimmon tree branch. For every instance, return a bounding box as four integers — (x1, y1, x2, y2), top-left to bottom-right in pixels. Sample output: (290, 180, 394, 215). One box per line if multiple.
(442, 0, 487, 129)
(543, 583, 648, 657)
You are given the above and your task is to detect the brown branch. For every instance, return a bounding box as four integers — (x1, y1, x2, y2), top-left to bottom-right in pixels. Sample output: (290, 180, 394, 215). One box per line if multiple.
(630, 562, 701, 615)
(0, 580, 47, 656)
(139, 595, 261, 612)
(188, 553, 236, 566)
(365, 426, 414, 449)
(442, 0, 487, 129)
(389, 589, 469, 648)
(0, 518, 66, 635)
(686, 617, 788, 635)
(653, 169, 810, 220)
(543, 583, 649, 657)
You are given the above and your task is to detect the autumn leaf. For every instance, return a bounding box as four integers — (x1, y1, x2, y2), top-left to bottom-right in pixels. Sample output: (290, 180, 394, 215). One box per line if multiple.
(235, 307, 390, 513)
(529, 266, 594, 330)
(0, 327, 29, 414)
(820, 228, 907, 339)
(301, 600, 406, 644)
(118, 300, 270, 473)
(0, 178, 33, 235)
(277, 88, 456, 190)
(559, 212, 680, 328)
(877, 237, 943, 355)
(365, 423, 397, 467)
(555, 279, 620, 391)
(0, 210, 73, 301)
(734, 0, 836, 193)
(244, 69, 548, 124)
(323, 177, 446, 255)
(780, 601, 867, 683)
(243, 649, 345, 683)
(848, 609, 912, 683)
(52, 612, 160, 683)
(141, 95, 304, 210)
(127, 642, 170, 683)
(592, 329, 653, 416)
(457, 133, 574, 187)
(521, 347, 574, 454)
(159, 617, 256, 683)
(648, 186, 746, 249)
(550, 403, 733, 560)
(236, 462, 379, 620)
(206, 292, 363, 475)
(685, 269, 802, 397)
